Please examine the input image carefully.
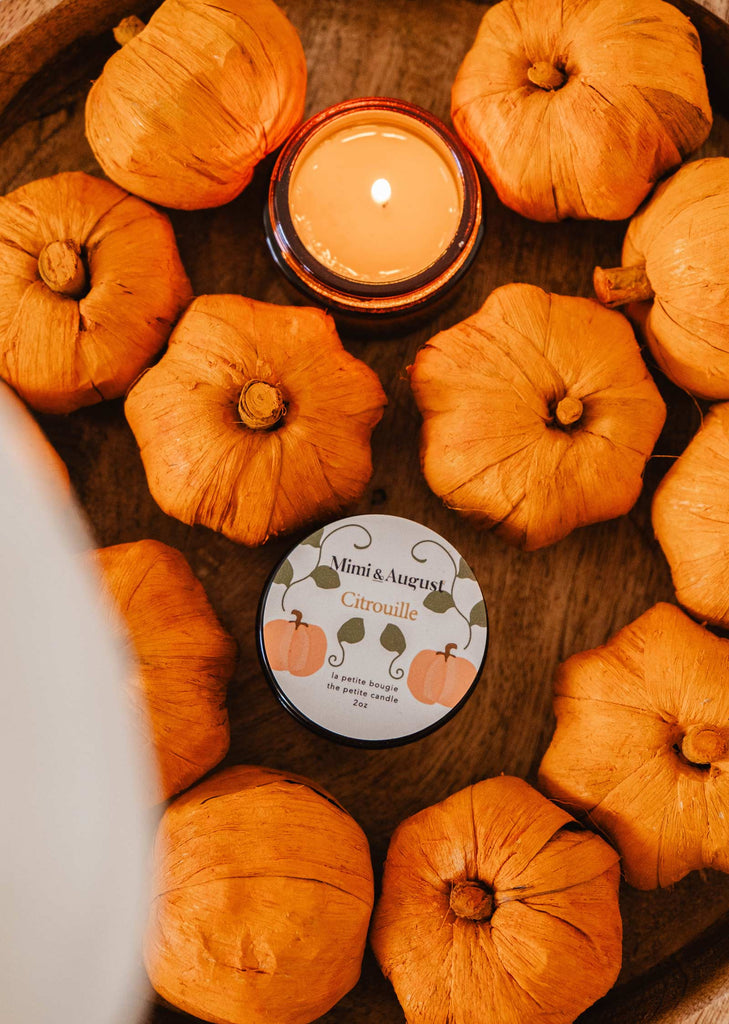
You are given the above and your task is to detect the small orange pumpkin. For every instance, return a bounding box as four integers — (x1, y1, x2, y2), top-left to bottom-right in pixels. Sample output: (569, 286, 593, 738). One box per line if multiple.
(0, 171, 191, 413)
(594, 158, 729, 400)
(124, 294, 386, 546)
(653, 403, 729, 627)
(371, 776, 622, 1024)
(539, 603, 729, 889)
(145, 765, 374, 1024)
(86, 0, 307, 210)
(94, 539, 237, 802)
(409, 283, 666, 549)
(451, 0, 711, 222)
(407, 643, 476, 707)
(263, 609, 327, 677)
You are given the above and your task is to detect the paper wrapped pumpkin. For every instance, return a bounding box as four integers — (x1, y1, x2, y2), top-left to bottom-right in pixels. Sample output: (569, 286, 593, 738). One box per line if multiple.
(94, 539, 236, 803)
(653, 403, 729, 628)
(539, 603, 729, 889)
(371, 776, 621, 1024)
(0, 171, 191, 414)
(451, 0, 711, 222)
(125, 295, 386, 546)
(145, 765, 374, 1024)
(408, 283, 666, 550)
(86, 0, 307, 209)
(594, 158, 729, 400)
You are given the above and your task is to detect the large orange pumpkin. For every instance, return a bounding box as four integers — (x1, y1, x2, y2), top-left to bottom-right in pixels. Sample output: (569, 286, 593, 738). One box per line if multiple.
(263, 609, 327, 676)
(371, 776, 622, 1024)
(407, 644, 476, 707)
(451, 0, 711, 222)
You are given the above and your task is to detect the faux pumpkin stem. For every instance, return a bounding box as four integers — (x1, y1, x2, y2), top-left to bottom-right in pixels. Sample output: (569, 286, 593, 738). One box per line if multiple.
(527, 61, 566, 91)
(443, 643, 457, 660)
(450, 880, 494, 921)
(291, 609, 304, 629)
(238, 380, 286, 430)
(593, 265, 655, 308)
(38, 240, 87, 298)
(114, 15, 146, 46)
(681, 725, 727, 765)
(556, 396, 583, 427)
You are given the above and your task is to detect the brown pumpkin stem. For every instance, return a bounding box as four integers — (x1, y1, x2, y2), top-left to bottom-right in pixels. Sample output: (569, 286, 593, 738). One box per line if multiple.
(238, 380, 286, 430)
(593, 265, 655, 308)
(114, 15, 146, 46)
(527, 61, 566, 91)
(291, 609, 304, 630)
(556, 396, 583, 427)
(450, 881, 494, 921)
(681, 725, 727, 766)
(38, 240, 87, 298)
(443, 643, 457, 660)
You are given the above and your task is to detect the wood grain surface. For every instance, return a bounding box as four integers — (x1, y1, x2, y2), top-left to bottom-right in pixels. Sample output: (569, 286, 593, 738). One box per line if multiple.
(2, 1, 729, 1022)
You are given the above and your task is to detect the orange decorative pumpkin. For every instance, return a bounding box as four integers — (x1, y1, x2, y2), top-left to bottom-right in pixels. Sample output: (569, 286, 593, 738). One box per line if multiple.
(371, 776, 622, 1024)
(409, 283, 666, 550)
(86, 0, 307, 210)
(451, 0, 711, 222)
(94, 539, 237, 802)
(594, 158, 729, 400)
(0, 171, 191, 413)
(145, 765, 374, 1024)
(407, 643, 476, 707)
(264, 609, 327, 677)
(652, 403, 729, 628)
(124, 295, 386, 546)
(539, 603, 729, 889)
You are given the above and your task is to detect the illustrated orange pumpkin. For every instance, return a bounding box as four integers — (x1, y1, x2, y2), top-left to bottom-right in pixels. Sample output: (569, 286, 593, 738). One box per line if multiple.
(85, 0, 307, 209)
(539, 603, 729, 889)
(653, 403, 729, 627)
(407, 643, 476, 707)
(0, 171, 191, 414)
(263, 609, 327, 677)
(371, 775, 622, 1024)
(409, 283, 666, 549)
(594, 158, 729, 400)
(451, 0, 711, 222)
(124, 294, 386, 546)
(145, 765, 375, 1024)
(94, 539, 237, 803)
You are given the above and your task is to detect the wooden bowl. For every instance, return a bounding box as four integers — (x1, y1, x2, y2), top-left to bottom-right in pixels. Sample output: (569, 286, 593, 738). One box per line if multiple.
(2, 1, 729, 1021)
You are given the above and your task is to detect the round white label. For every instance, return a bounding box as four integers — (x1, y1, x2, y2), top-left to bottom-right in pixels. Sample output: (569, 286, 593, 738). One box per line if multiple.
(258, 514, 488, 746)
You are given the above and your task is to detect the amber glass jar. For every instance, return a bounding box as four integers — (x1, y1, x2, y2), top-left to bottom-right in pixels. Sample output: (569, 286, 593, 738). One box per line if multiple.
(264, 98, 483, 321)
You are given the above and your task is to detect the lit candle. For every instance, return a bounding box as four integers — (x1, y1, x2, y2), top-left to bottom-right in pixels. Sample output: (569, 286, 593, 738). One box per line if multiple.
(289, 112, 462, 284)
(265, 98, 482, 319)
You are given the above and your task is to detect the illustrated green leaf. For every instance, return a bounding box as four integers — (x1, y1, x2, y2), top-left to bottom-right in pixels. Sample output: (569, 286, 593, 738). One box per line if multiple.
(423, 590, 455, 613)
(311, 565, 340, 589)
(469, 600, 487, 627)
(380, 623, 406, 655)
(457, 557, 476, 581)
(273, 559, 294, 586)
(302, 527, 324, 548)
(337, 617, 365, 645)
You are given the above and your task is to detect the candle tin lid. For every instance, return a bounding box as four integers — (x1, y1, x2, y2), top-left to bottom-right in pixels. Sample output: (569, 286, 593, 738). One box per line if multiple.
(256, 514, 488, 748)
(264, 97, 483, 319)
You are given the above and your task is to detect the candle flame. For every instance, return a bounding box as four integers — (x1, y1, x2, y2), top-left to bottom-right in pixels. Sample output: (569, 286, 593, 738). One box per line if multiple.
(371, 178, 392, 205)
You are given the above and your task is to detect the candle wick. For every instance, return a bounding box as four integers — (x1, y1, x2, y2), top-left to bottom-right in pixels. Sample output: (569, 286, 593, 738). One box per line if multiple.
(371, 178, 392, 204)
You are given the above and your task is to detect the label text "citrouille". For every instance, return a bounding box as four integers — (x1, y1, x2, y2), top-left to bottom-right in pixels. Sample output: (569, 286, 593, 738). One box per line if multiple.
(341, 591, 418, 620)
